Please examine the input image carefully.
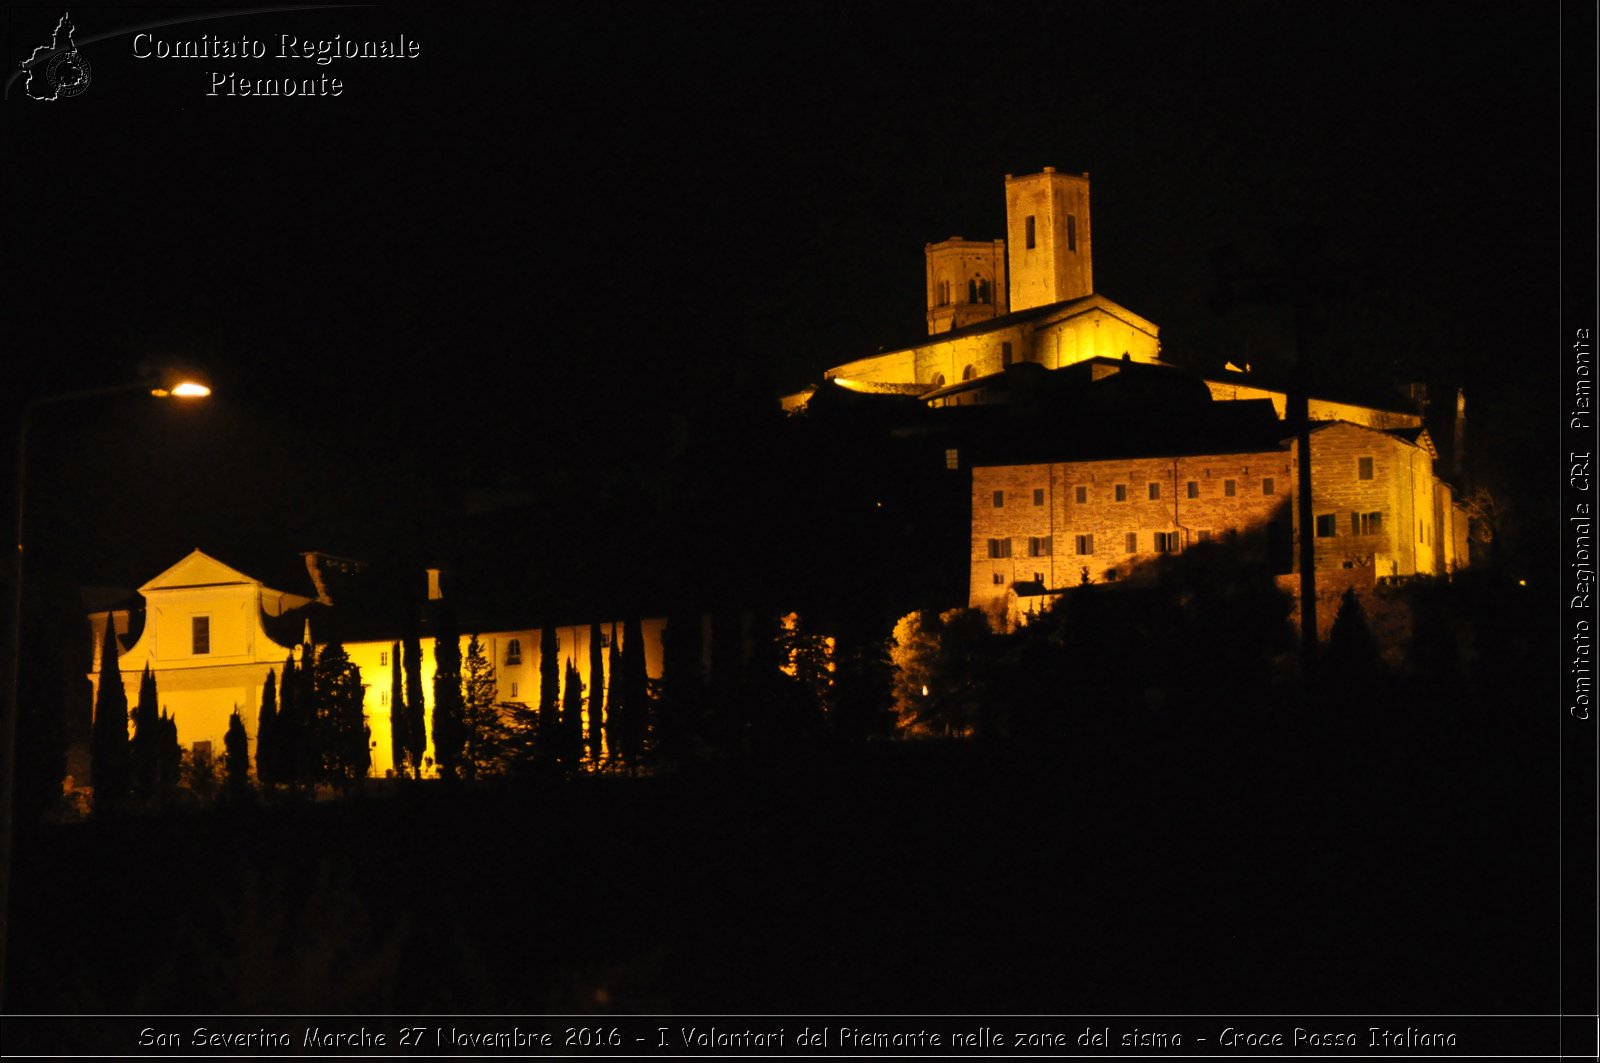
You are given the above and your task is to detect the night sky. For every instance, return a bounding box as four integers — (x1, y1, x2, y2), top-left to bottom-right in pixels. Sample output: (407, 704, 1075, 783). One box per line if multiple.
(3, 1, 1574, 593)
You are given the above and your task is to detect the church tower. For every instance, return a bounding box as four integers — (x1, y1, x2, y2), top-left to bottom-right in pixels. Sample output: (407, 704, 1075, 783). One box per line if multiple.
(1004, 167, 1092, 313)
(924, 237, 1008, 335)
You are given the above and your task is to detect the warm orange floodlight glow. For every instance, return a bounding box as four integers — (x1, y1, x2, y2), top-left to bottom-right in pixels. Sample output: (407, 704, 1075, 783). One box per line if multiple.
(151, 381, 211, 398)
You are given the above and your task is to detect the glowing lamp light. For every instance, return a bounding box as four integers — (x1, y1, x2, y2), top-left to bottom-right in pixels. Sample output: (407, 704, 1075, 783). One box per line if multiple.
(151, 380, 211, 398)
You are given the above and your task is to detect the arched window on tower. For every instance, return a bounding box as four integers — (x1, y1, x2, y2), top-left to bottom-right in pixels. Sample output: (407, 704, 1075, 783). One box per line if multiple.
(967, 279, 978, 304)
(961, 364, 977, 381)
(977, 278, 990, 304)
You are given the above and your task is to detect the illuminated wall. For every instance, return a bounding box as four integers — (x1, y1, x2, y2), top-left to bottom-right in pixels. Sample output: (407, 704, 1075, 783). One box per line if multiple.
(969, 448, 1294, 624)
(969, 422, 1471, 626)
(925, 237, 1008, 335)
(87, 549, 667, 779)
(1201, 376, 1423, 430)
(1004, 167, 1092, 313)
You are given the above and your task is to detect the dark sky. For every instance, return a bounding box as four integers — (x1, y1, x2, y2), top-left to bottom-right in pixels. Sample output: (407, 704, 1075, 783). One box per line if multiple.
(2, 0, 1575, 590)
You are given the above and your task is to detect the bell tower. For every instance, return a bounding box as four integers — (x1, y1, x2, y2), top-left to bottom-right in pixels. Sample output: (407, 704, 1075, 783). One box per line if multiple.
(925, 237, 1008, 335)
(1005, 167, 1092, 313)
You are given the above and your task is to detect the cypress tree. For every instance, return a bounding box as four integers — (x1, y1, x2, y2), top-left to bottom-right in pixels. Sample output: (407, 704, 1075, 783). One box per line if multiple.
(605, 621, 622, 765)
(315, 640, 368, 787)
(538, 624, 560, 746)
(130, 664, 160, 802)
(561, 658, 585, 768)
(276, 655, 299, 784)
(613, 616, 649, 770)
(155, 707, 181, 794)
(224, 707, 250, 792)
(388, 641, 407, 777)
(90, 619, 130, 813)
(431, 599, 465, 778)
(297, 637, 320, 781)
(402, 610, 427, 775)
(461, 633, 502, 779)
(256, 669, 278, 785)
(587, 621, 605, 766)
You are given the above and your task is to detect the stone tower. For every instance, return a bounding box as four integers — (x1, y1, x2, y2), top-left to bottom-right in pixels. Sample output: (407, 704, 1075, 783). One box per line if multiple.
(1004, 167, 1092, 313)
(924, 237, 1008, 335)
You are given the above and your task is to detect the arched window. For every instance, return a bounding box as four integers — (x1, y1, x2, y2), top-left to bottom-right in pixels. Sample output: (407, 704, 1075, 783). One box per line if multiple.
(961, 364, 976, 381)
(967, 279, 978, 304)
(506, 638, 522, 665)
(977, 278, 990, 304)
(930, 372, 946, 388)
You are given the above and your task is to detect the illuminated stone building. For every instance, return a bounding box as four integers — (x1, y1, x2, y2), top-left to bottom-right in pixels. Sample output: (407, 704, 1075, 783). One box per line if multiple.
(781, 168, 1471, 628)
(87, 549, 665, 776)
(968, 421, 1469, 626)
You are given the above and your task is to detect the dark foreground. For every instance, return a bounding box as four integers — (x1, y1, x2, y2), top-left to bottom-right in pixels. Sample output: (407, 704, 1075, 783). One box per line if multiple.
(7, 704, 1555, 1016)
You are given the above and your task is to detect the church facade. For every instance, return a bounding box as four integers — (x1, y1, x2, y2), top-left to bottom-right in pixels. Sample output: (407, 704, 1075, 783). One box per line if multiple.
(88, 549, 666, 777)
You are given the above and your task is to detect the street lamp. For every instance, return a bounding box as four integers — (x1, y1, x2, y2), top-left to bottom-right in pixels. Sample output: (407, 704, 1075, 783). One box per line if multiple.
(0, 368, 210, 1006)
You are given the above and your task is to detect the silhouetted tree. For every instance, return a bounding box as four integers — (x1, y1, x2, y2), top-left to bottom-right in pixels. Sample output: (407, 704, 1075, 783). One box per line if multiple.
(224, 707, 250, 792)
(295, 639, 320, 781)
(402, 613, 427, 775)
(388, 642, 407, 777)
(90, 620, 130, 813)
(610, 616, 649, 770)
(129, 664, 161, 802)
(431, 602, 465, 779)
(587, 621, 605, 765)
(255, 668, 279, 784)
(832, 626, 895, 741)
(560, 658, 585, 768)
(276, 655, 302, 784)
(155, 708, 181, 794)
(658, 613, 704, 764)
(1325, 587, 1380, 681)
(315, 640, 368, 787)
(461, 633, 503, 778)
(604, 621, 622, 763)
(538, 624, 560, 745)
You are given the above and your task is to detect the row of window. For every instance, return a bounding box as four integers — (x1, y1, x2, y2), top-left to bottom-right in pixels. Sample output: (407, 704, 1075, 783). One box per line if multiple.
(1315, 511, 1384, 537)
(992, 477, 1276, 508)
(1022, 214, 1078, 252)
(933, 278, 994, 306)
(985, 530, 1189, 558)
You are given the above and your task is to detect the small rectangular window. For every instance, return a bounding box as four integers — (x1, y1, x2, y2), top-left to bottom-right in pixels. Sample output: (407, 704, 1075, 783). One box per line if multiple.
(1154, 531, 1179, 553)
(380, 690, 389, 707)
(1358, 456, 1374, 480)
(1028, 536, 1052, 557)
(379, 650, 388, 666)
(1074, 485, 1088, 505)
(1224, 479, 1237, 497)
(1075, 534, 1095, 555)
(992, 572, 1004, 585)
(1066, 213, 1077, 252)
(1115, 484, 1128, 502)
(1354, 511, 1383, 535)
(1105, 568, 1119, 582)
(1125, 531, 1138, 553)
(944, 448, 959, 470)
(1197, 530, 1211, 542)
(1186, 481, 1199, 499)
(1025, 215, 1036, 249)
(993, 490, 1005, 508)
(1148, 482, 1161, 500)
(1262, 477, 1275, 495)
(1315, 514, 1337, 538)
(987, 538, 1012, 559)
(192, 616, 210, 656)
(1033, 488, 1045, 506)
(510, 681, 519, 698)
(1001, 341, 1013, 367)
